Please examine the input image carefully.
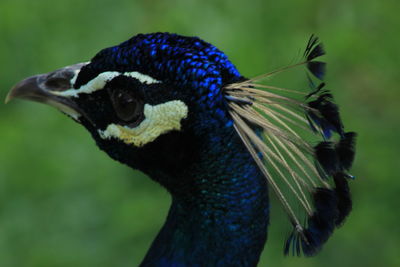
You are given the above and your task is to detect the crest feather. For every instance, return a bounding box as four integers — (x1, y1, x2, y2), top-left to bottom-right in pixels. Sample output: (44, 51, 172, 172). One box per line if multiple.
(224, 35, 357, 256)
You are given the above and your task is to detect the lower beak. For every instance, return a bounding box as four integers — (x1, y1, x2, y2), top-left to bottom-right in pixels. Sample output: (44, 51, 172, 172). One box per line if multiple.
(6, 63, 87, 120)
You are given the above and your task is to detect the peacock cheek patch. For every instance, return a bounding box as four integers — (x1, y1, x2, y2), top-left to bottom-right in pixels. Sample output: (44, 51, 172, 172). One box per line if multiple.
(98, 100, 188, 147)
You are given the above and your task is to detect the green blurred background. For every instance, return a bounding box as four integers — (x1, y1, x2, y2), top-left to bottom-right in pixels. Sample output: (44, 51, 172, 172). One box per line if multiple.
(1, 0, 399, 266)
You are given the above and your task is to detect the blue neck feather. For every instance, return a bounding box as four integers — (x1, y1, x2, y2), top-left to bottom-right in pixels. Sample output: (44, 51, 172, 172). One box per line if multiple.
(140, 126, 270, 267)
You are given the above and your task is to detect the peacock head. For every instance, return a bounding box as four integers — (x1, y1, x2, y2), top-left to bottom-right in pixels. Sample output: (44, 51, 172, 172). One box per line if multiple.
(7, 33, 358, 258)
(6, 33, 244, 187)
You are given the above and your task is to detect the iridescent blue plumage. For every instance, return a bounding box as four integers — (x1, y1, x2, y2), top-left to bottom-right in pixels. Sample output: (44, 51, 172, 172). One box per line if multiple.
(72, 32, 271, 266)
(76, 33, 243, 122)
(138, 127, 270, 266)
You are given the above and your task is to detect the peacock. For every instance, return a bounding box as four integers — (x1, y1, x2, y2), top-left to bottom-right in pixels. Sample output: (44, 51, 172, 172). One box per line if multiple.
(7, 33, 356, 266)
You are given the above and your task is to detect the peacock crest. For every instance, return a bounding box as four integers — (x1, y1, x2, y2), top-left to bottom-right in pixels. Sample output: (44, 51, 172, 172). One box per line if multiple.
(225, 35, 357, 256)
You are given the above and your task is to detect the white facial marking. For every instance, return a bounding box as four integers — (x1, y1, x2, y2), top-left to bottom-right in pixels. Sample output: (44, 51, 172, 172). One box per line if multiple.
(98, 100, 188, 147)
(45, 99, 81, 121)
(69, 62, 90, 86)
(53, 71, 161, 98)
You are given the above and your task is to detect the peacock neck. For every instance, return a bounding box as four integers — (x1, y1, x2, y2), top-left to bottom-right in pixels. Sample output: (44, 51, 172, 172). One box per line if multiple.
(140, 127, 270, 267)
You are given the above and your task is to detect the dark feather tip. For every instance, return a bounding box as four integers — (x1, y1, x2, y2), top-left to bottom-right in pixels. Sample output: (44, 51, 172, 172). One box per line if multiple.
(307, 61, 326, 80)
(302, 188, 339, 256)
(307, 43, 325, 61)
(333, 173, 352, 226)
(304, 34, 325, 62)
(308, 93, 344, 136)
(284, 188, 339, 257)
(304, 34, 319, 58)
(336, 132, 357, 170)
(314, 141, 339, 176)
(284, 230, 302, 256)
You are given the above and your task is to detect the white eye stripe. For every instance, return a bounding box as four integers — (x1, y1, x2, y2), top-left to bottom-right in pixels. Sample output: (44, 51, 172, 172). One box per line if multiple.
(53, 71, 161, 98)
(69, 64, 86, 87)
(98, 100, 188, 147)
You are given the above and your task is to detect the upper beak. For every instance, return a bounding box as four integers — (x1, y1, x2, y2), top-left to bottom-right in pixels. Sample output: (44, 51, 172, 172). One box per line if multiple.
(6, 63, 87, 120)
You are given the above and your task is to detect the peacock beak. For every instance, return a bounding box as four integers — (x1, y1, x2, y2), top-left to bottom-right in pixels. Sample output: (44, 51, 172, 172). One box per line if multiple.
(5, 63, 87, 121)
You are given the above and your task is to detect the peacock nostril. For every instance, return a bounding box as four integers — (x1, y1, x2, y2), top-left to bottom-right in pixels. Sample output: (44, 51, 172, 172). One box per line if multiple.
(43, 67, 77, 91)
(43, 62, 88, 92)
(45, 77, 72, 91)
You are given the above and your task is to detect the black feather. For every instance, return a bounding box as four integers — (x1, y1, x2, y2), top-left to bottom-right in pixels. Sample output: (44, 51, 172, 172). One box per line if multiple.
(314, 141, 340, 176)
(303, 35, 326, 79)
(336, 132, 357, 170)
(308, 93, 344, 136)
(302, 188, 339, 256)
(333, 173, 352, 226)
(304, 34, 319, 58)
(306, 112, 334, 139)
(307, 43, 325, 61)
(307, 61, 326, 80)
(284, 188, 338, 256)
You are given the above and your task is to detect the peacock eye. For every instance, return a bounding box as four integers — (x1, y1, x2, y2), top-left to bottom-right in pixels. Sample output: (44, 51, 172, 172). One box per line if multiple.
(109, 88, 144, 123)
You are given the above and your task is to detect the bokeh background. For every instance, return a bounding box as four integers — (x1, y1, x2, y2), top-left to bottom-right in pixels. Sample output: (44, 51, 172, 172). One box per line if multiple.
(1, 0, 399, 266)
